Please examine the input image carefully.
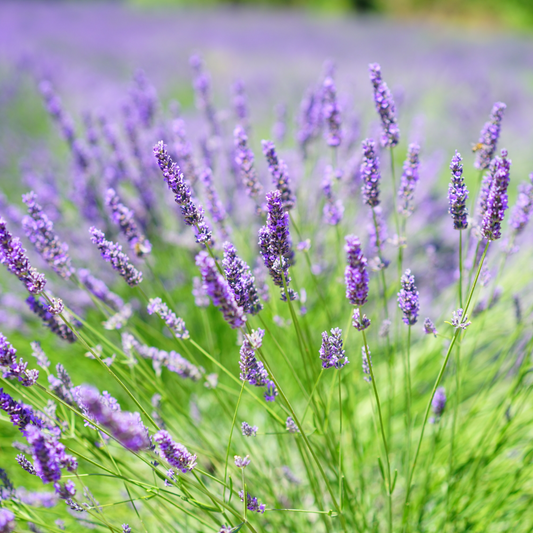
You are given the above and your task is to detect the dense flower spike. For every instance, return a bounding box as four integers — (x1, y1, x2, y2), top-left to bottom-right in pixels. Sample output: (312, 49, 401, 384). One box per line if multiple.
(319, 328, 349, 369)
(0, 218, 46, 294)
(222, 242, 262, 315)
(76, 386, 150, 451)
(360, 139, 381, 207)
(261, 140, 295, 211)
(26, 296, 77, 343)
(322, 77, 342, 147)
(322, 167, 344, 226)
(90, 227, 142, 286)
(154, 430, 197, 473)
(480, 149, 511, 240)
(77, 268, 124, 311)
(361, 345, 372, 382)
(368, 63, 400, 148)
(22, 191, 74, 278)
(297, 85, 323, 157)
(153, 141, 213, 245)
(0, 388, 42, 432)
(352, 309, 371, 331)
(264, 380, 278, 402)
(344, 235, 369, 307)
(147, 298, 189, 339)
(239, 329, 268, 387)
(172, 118, 198, 185)
(0, 332, 39, 386)
(241, 422, 258, 437)
(122, 525, 132, 533)
(199, 167, 228, 239)
(239, 490, 266, 514)
(448, 151, 469, 230)
(130, 69, 158, 128)
(474, 102, 506, 170)
(258, 190, 296, 300)
(234, 126, 262, 199)
(398, 143, 421, 216)
(509, 174, 533, 234)
(105, 188, 151, 257)
(0, 508, 15, 533)
(16, 454, 36, 475)
(432, 387, 446, 418)
(195, 251, 246, 328)
(398, 269, 420, 326)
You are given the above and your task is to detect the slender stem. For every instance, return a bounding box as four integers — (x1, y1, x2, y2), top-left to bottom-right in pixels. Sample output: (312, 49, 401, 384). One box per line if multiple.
(224, 381, 245, 504)
(338, 369, 343, 509)
(459, 229, 463, 309)
(406, 324, 412, 478)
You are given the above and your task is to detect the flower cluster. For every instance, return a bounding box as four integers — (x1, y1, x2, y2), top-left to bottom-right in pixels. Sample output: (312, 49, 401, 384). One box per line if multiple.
(474, 102, 506, 170)
(234, 125, 262, 199)
(398, 269, 420, 326)
(319, 327, 348, 369)
(147, 298, 189, 339)
(239, 490, 266, 514)
(344, 235, 369, 307)
(26, 296, 77, 343)
(154, 430, 197, 473)
(398, 143, 420, 216)
(448, 151, 469, 230)
(0, 333, 39, 387)
(261, 141, 295, 211)
(360, 139, 381, 208)
(239, 329, 268, 387)
(322, 76, 342, 147)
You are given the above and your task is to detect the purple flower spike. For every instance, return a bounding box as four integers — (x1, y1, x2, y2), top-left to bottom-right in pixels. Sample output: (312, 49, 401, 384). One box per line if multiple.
(195, 251, 246, 329)
(398, 143, 421, 216)
(423, 318, 437, 337)
(234, 126, 262, 199)
(147, 298, 189, 339)
(509, 173, 533, 234)
(474, 102, 506, 170)
(261, 140, 295, 211)
(0, 218, 46, 294)
(319, 327, 349, 369)
(154, 430, 197, 473)
(368, 63, 400, 148)
(297, 85, 323, 157)
(241, 422, 258, 437)
(239, 329, 268, 387)
(222, 242, 262, 315)
(1, 333, 39, 386)
(232, 79, 249, 124)
(0, 508, 15, 532)
(0, 388, 43, 432)
(105, 189, 151, 257)
(480, 149, 511, 241)
(322, 167, 344, 226)
(77, 268, 124, 311)
(362, 345, 372, 382)
(360, 139, 381, 208)
(199, 167, 228, 239)
(344, 235, 369, 307)
(90, 227, 142, 287)
(258, 190, 296, 301)
(398, 269, 420, 326)
(264, 380, 278, 402)
(432, 387, 446, 418)
(26, 296, 77, 343)
(448, 151, 469, 230)
(239, 490, 266, 514)
(153, 141, 213, 246)
(22, 191, 73, 279)
(352, 309, 371, 331)
(322, 77, 342, 148)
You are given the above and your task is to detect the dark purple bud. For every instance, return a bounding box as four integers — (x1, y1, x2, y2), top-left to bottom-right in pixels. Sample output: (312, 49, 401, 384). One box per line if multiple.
(398, 269, 420, 326)
(432, 387, 446, 418)
(154, 430, 197, 473)
(344, 235, 369, 307)
(239, 329, 268, 387)
(26, 296, 77, 343)
(474, 102, 506, 170)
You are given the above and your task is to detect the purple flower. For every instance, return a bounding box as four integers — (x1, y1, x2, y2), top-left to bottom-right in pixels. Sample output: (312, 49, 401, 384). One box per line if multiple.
(297, 85, 323, 157)
(398, 269, 419, 326)
(234, 126, 262, 199)
(222, 242, 262, 315)
(423, 318, 437, 336)
(352, 309, 371, 331)
(261, 141, 295, 211)
(153, 141, 213, 246)
(199, 167, 228, 239)
(509, 174, 533, 234)
(264, 380, 278, 402)
(451, 309, 471, 330)
(22, 191, 73, 279)
(360, 139, 381, 208)
(239, 490, 266, 514)
(31, 342, 50, 370)
(319, 328, 348, 369)
(474, 102, 506, 170)
(273, 103, 287, 143)
(192, 276, 210, 308)
(38, 80, 75, 147)
(26, 296, 76, 343)
(258, 190, 295, 301)
(0, 218, 46, 294)
(122, 525, 132, 533)
(448, 151, 469, 230)
(241, 422, 258, 437)
(361, 346, 372, 382)
(344, 235, 369, 307)
(232, 79, 249, 124)
(239, 329, 268, 387)
(480, 149, 511, 241)
(234, 455, 251, 468)
(1, 333, 39, 386)
(90, 227, 142, 287)
(368, 63, 400, 148)
(129, 69, 158, 128)
(0, 388, 43, 432)
(154, 430, 197, 473)
(398, 143, 421, 216)
(322, 77, 342, 147)
(322, 167, 344, 226)
(172, 118, 198, 186)
(0, 508, 15, 533)
(54, 480, 76, 500)
(190, 56, 220, 137)
(16, 454, 36, 475)
(147, 298, 189, 339)
(77, 268, 124, 311)
(286, 416, 299, 434)
(105, 189, 151, 257)
(431, 387, 446, 418)
(195, 251, 246, 329)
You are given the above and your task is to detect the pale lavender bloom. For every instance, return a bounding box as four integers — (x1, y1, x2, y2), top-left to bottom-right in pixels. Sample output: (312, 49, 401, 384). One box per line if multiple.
(0, 218, 46, 294)
(22, 192, 73, 278)
(31, 342, 50, 369)
(368, 63, 400, 148)
(322, 77, 342, 147)
(90, 227, 142, 287)
(423, 318, 437, 336)
(297, 85, 323, 157)
(344, 235, 369, 307)
(154, 430, 197, 473)
(234, 455, 250, 468)
(77, 268, 124, 311)
(451, 309, 471, 330)
(368, 205, 388, 254)
(319, 328, 348, 369)
(26, 296, 76, 343)
(398, 269, 420, 326)
(234, 126, 262, 199)
(322, 167, 344, 225)
(122, 525, 132, 533)
(190, 56, 220, 137)
(38, 80, 75, 147)
(264, 380, 278, 402)
(199, 168, 228, 239)
(172, 118, 198, 185)
(398, 143, 421, 216)
(196, 251, 246, 328)
(431, 387, 446, 419)
(239, 329, 268, 387)
(0, 508, 15, 532)
(474, 102, 506, 170)
(362, 345, 372, 382)
(232, 79, 249, 125)
(192, 276, 210, 307)
(379, 319, 391, 338)
(360, 139, 381, 207)
(273, 103, 287, 143)
(241, 422, 258, 437)
(129, 69, 158, 128)
(509, 174, 533, 234)
(262, 141, 295, 211)
(105, 188, 151, 257)
(218, 526, 232, 533)
(286, 417, 299, 433)
(448, 151, 469, 230)
(103, 305, 132, 330)
(16, 454, 36, 475)
(47, 298, 64, 316)
(352, 309, 371, 331)
(147, 298, 189, 339)
(239, 490, 266, 514)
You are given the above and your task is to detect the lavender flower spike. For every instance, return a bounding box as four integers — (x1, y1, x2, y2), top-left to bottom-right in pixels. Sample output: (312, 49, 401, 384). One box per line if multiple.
(423, 318, 437, 336)
(368, 63, 400, 148)
(153, 141, 213, 245)
(195, 251, 246, 329)
(1, 333, 39, 387)
(474, 102, 506, 170)
(398, 143, 421, 217)
(199, 167, 228, 239)
(509, 174, 533, 234)
(448, 151, 469, 230)
(22, 191, 74, 278)
(241, 422, 258, 437)
(360, 139, 381, 208)
(154, 430, 197, 473)
(147, 298, 189, 339)
(398, 269, 420, 326)
(322, 167, 344, 226)
(234, 126, 262, 199)
(222, 242, 262, 315)
(352, 309, 371, 331)
(480, 149, 511, 241)
(262, 140, 295, 211)
(432, 387, 446, 419)
(361, 346, 372, 382)
(105, 188, 151, 257)
(239, 329, 268, 387)
(26, 296, 76, 343)
(0, 508, 15, 532)
(344, 235, 369, 307)
(239, 490, 266, 514)
(322, 76, 342, 147)
(319, 328, 349, 369)
(0, 218, 46, 294)
(90, 227, 142, 286)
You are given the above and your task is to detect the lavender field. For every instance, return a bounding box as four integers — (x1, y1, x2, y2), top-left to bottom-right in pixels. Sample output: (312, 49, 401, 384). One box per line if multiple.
(1, 2, 533, 532)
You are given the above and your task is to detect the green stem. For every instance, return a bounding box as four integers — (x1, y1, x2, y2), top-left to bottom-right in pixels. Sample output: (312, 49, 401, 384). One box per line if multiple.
(224, 381, 245, 504)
